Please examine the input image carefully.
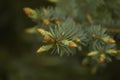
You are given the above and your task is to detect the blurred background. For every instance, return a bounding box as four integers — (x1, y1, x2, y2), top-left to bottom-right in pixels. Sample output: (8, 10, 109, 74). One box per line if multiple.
(0, 0, 120, 80)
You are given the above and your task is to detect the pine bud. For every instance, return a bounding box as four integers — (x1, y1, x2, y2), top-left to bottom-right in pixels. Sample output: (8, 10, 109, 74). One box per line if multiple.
(99, 54, 105, 62)
(52, 18, 61, 25)
(75, 38, 81, 42)
(62, 40, 77, 48)
(23, 7, 37, 19)
(107, 38, 116, 44)
(69, 41, 77, 48)
(102, 36, 115, 44)
(37, 47, 44, 53)
(25, 27, 37, 34)
(37, 45, 53, 53)
(106, 49, 118, 54)
(87, 51, 98, 56)
(44, 36, 52, 42)
(86, 12, 93, 24)
(42, 18, 50, 26)
(37, 28, 46, 35)
(111, 50, 118, 54)
(55, 21, 61, 25)
(99, 57, 105, 62)
(91, 34, 96, 38)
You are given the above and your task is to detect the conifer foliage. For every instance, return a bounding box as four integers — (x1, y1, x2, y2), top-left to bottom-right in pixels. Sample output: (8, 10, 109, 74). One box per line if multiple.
(23, 0, 120, 64)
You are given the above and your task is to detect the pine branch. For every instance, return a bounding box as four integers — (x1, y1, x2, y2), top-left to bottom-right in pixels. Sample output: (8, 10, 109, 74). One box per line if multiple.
(23, 0, 120, 65)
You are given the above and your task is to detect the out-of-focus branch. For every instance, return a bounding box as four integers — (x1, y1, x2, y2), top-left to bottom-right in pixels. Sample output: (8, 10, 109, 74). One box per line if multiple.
(83, 0, 93, 24)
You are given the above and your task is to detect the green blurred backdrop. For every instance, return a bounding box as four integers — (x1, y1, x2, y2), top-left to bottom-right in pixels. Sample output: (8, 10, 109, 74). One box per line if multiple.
(0, 0, 120, 80)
